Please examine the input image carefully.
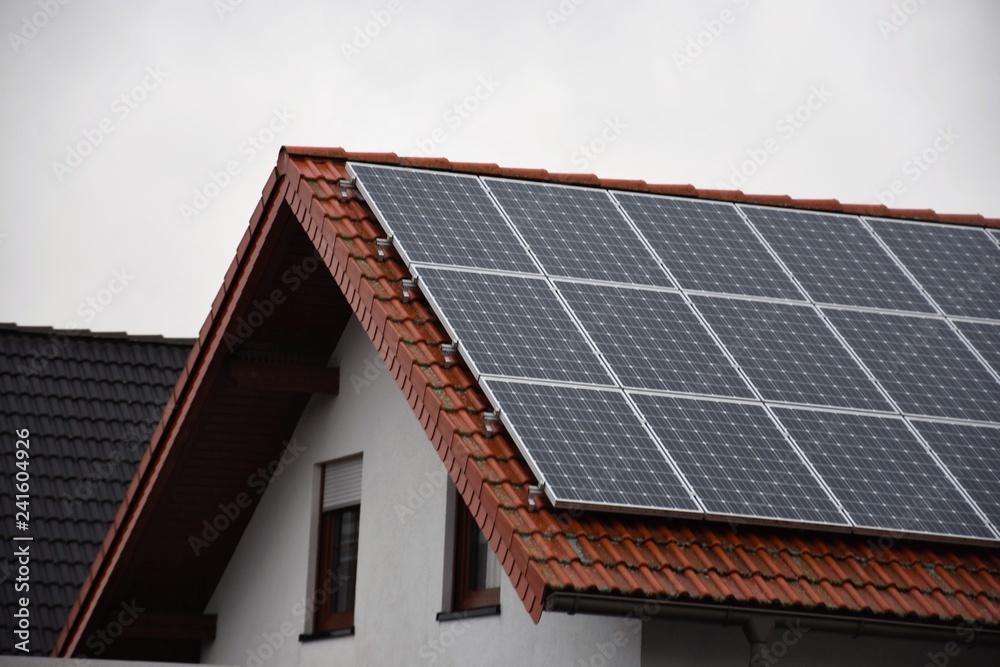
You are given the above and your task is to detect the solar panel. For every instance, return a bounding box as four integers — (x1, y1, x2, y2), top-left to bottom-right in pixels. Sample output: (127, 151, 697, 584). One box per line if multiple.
(741, 206, 934, 313)
(954, 320, 1000, 376)
(484, 380, 700, 511)
(349, 163, 539, 273)
(352, 163, 1000, 544)
(557, 282, 753, 398)
(694, 296, 892, 412)
(485, 179, 674, 287)
(615, 193, 804, 300)
(868, 219, 1000, 320)
(631, 394, 846, 525)
(913, 420, 1000, 530)
(415, 268, 612, 385)
(774, 409, 995, 540)
(824, 309, 1000, 422)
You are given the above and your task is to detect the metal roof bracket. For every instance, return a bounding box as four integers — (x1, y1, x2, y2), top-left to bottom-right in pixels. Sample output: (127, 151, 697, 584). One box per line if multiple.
(401, 279, 416, 303)
(338, 178, 365, 202)
(376, 237, 393, 262)
(441, 343, 457, 368)
(528, 482, 546, 511)
(483, 411, 502, 436)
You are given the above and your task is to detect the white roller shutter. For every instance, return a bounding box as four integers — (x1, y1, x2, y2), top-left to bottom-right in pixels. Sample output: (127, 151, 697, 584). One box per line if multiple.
(322, 457, 363, 511)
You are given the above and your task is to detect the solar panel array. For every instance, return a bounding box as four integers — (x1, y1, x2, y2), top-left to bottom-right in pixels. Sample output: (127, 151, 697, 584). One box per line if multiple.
(350, 162, 1000, 544)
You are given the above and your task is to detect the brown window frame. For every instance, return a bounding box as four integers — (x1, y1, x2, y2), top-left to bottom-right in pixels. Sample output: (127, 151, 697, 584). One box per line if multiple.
(452, 499, 500, 611)
(314, 503, 361, 633)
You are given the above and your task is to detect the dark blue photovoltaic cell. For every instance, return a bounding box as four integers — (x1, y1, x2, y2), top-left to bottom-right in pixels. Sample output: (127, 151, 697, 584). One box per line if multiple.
(485, 179, 673, 286)
(695, 296, 891, 411)
(416, 268, 612, 385)
(868, 219, 1000, 320)
(350, 163, 539, 273)
(824, 309, 1000, 422)
(632, 394, 845, 525)
(741, 206, 934, 313)
(955, 320, 1000, 377)
(774, 409, 994, 539)
(615, 193, 804, 300)
(558, 282, 753, 398)
(485, 381, 699, 511)
(352, 163, 1000, 543)
(913, 420, 1000, 530)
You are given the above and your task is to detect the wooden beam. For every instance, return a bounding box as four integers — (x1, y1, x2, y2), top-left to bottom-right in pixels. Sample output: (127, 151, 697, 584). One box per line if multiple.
(120, 612, 217, 641)
(227, 360, 340, 394)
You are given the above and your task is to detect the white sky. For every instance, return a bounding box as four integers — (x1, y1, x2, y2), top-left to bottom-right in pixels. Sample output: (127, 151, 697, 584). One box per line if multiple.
(0, 0, 997, 338)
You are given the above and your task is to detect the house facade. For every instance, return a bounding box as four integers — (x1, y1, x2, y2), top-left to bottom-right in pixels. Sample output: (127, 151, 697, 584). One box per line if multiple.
(45, 149, 1000, 665)
(200, 318, 640, 666)
(198, 316, 998, 667)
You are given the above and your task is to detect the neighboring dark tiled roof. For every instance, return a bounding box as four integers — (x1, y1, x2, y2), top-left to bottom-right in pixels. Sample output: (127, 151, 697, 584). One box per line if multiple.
(0, 325, 190, 655)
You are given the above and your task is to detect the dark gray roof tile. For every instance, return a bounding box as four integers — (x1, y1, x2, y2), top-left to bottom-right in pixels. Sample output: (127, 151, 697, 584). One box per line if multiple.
(0, 326, 189, 655)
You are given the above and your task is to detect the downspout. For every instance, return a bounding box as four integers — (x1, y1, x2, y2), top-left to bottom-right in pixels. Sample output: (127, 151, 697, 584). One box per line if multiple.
(743, 616, 775, 667)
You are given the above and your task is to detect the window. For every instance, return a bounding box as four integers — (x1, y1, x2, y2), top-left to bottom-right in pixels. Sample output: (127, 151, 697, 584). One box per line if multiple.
(314, 457, 362, 634)
(452, 496, 501, 611)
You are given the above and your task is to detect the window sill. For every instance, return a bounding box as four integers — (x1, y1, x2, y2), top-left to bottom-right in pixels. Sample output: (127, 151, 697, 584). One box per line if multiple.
(299, 626, 355, 642)
(436, 605, 501, 622)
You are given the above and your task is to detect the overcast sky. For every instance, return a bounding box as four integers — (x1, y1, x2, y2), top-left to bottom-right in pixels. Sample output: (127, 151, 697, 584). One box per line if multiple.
(0, 0, 997, 338)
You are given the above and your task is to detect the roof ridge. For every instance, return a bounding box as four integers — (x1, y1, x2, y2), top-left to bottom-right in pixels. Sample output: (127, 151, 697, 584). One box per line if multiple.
(0, 322, 195, 345)
(281, 146, 1000, 229)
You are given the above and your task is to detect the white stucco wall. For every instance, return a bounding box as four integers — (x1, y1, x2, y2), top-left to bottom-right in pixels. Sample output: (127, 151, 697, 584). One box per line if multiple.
(200, 317, 639, 667)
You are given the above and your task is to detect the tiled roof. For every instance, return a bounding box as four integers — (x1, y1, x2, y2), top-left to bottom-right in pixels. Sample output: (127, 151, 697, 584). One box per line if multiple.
(0, 325, 191, 655)
(279, 148, 1000, 626)
(56, 149, 1000, 656)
